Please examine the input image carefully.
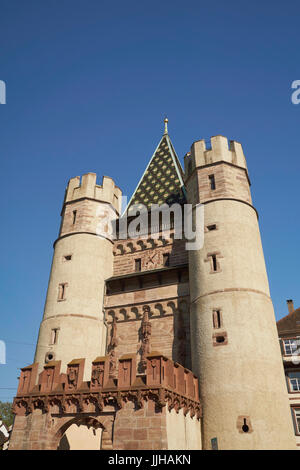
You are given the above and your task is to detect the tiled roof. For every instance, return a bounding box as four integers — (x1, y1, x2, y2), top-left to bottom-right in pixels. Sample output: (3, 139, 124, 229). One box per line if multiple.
(277, 307, 300, 334)
(126, 132, 186, 215)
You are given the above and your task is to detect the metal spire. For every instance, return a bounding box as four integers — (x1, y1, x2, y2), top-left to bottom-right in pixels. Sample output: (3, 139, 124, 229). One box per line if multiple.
(164, 116, 168, 135)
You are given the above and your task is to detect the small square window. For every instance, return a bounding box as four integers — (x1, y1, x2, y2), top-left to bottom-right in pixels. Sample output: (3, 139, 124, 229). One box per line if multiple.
(207, 224, 217, 231)
(64, 255, 72, 261)
(283, 339, 299, 356)
(212, 331, 228, 347)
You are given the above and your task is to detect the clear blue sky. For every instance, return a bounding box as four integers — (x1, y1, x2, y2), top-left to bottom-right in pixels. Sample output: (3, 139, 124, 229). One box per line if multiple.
(0, 0, 299, 401)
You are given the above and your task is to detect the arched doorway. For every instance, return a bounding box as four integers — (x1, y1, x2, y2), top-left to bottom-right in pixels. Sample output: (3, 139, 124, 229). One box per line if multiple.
(56, 417, 104, 450)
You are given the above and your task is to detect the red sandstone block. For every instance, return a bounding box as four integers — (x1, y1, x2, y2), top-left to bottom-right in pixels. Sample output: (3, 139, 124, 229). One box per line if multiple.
(12, 418, 26, 430)
(116, 417, 135, 428)
(123, 441, 139, 450)
(31, 442, 41, 450)
(30, 431, 40, 441)
(115, 428, 133, 439)
(134, 408, 145, 417)
(133, 428, 147, 440)
(149, 417, 163, 427)
(135, 417, 148, 428)
(146, 401, 156, 416)
(148, 428, 162, 439)
(152, 440, 164, 450)
(137, 441, 152, 450)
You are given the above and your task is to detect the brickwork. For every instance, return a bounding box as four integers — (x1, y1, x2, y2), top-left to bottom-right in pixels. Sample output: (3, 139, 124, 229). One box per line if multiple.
(11, 129, 296, 450)
(9, 410, 52, 450)
(105, 312, 191, 371)
(60, 199, 101, 236)
(113, 400, 168, 450)
(113, 236, 187, 277)
(196, 163, 251, 205)
(10, 354, 201, 450)
(10, 411, 114, 450)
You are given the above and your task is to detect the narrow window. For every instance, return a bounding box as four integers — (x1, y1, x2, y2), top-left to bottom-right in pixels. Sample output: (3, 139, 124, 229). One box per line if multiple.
(293, 408, 300, 434)
(64, 254, 72, 261)
(237, 415, 252, 434)
(163, 253, 170, 267)
(135, 258, 141, 272)
(213, 310, 222, 329)
(242, 418, 249, 433)
(207, 224, 217, 231)
(209, 174, 216, 190)
(288, 371, 300, 392)
(51, 328, 59, 345)
(72, 210, 77, 224)
(58, 283, 67, 301)
(212, 254, 218, 272)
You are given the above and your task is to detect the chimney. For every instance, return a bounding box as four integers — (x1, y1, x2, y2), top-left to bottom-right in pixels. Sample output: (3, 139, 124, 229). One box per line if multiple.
(287, 299, 294, 315)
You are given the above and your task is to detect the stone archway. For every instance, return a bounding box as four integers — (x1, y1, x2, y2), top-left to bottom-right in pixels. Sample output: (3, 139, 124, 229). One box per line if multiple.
(50, 414, 114, 450)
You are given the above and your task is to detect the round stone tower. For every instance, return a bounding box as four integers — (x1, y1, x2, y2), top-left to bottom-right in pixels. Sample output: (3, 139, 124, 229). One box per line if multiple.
(34, 173, 122, 380)
(184, 136, 296, 449)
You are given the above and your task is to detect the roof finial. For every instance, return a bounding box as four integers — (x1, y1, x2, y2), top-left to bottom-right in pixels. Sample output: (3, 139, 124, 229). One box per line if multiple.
(164, 116, 168, 135)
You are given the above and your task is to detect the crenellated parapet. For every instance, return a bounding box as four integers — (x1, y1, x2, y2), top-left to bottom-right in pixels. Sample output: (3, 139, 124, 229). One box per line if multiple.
(64, 173, 122, 215)
(184, 135, 248, 179)
(184, 135, 252, 206)
(13, 353, 201, 420)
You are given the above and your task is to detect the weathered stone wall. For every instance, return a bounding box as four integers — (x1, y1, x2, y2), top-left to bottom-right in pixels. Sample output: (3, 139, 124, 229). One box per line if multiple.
(185, 135, 296, 450)
(10, 354, 201, 450)
(113, 400, 168, 450)
(34, 174, 121, 381)
(113, 236, 187, 277)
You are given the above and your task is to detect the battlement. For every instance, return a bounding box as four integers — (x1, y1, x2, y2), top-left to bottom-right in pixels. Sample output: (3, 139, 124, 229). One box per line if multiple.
(184, 135, 248, 178)
(13, 353, 201, 419)
(65, 173, 122, 215)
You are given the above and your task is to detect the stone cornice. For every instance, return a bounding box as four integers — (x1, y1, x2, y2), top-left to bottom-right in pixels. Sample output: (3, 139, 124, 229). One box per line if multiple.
(13, 385, 202, 420)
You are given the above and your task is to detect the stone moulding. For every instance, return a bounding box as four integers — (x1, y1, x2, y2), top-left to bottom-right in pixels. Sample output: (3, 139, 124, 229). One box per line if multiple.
(12, 353, 202, 421)
(13, 386, 202, 421)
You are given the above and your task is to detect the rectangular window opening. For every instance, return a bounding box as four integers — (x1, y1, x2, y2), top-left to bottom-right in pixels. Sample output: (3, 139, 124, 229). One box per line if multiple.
(135, 258, 141, 272)
(209, 174, 216, 190)
(293, 408, 300, 434)
(288, 371, 300, 392)
(72, 210, 77, 224)
(51, 328, 59, 345)
(284, 339, 298, 356)
(212, 254, 218, 272)
(58, 283, 67, 301)
(207, 224, 217, 231)
(64, 254, 72, 261)
(213, 310, 222, 329)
